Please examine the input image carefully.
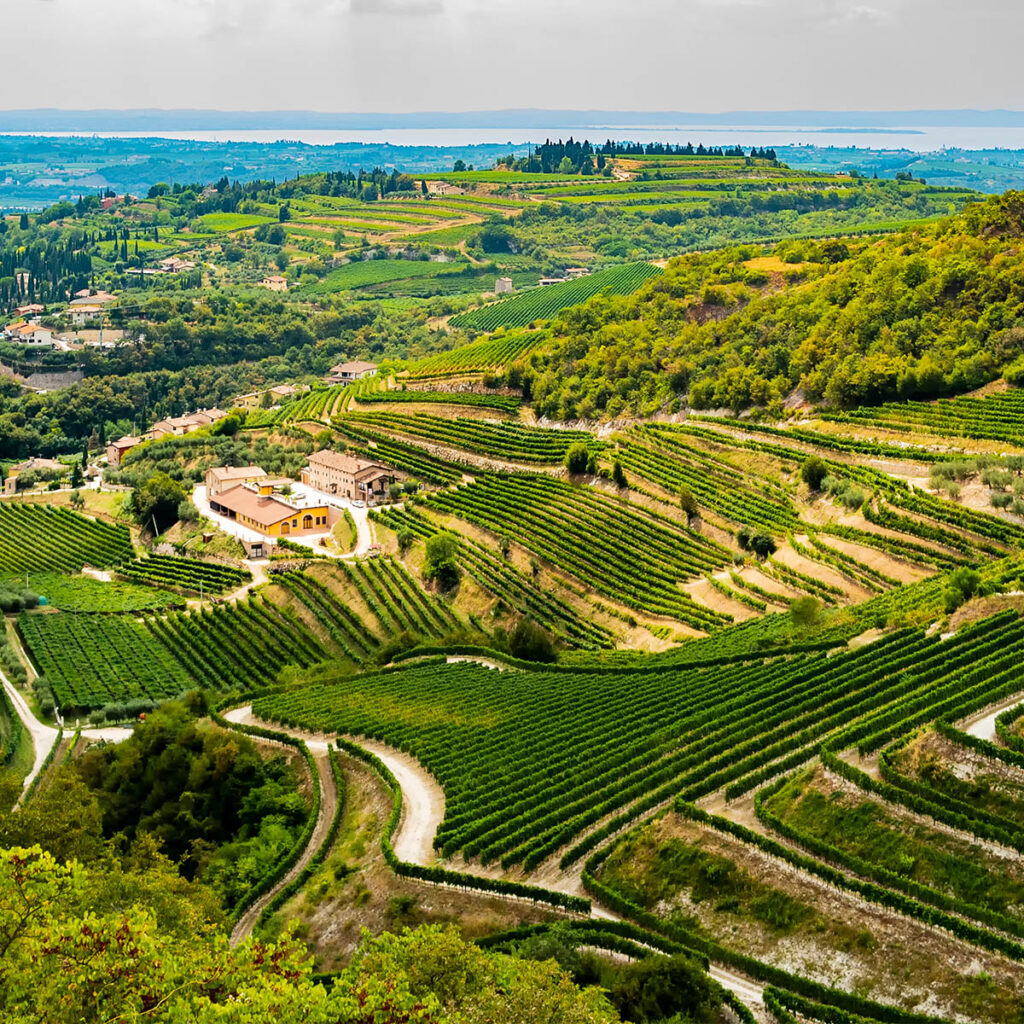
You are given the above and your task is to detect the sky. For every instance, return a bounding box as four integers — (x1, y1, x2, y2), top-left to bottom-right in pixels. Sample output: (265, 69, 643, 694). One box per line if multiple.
(6, 0, 1022, 113)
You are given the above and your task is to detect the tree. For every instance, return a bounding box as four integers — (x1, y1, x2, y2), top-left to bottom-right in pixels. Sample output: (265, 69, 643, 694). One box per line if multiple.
(607, 954, 719, 1023)
(750, 532, 777, 559)
(800, 456, 828, 492)
(69, 489, 85, 511)
(128, 472, 186, 534)
(278, 203, 291, 222)
(69, 462, 84, 489)
(397, 528, 415, 555)
(790, 595, 822, 629)
(678, 485, 698, 522)
(564, 442, 591, 476)
(424, 531, 460, 591)
(611, 460, 627, 488)
(508, 618, 556, 663)
(453, 159, 467, 172)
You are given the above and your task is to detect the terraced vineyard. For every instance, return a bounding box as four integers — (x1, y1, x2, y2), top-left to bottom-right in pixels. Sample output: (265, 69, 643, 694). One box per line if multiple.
(117, 555, 251, 595)
(344, 411, 601, 464)
(422, 474, 731, 627)
(450, 262, 663, 331)
(17, 598, 325, 710)
(619, 426, 801, 533)
(401, 333, 541, 378)
(255, 611, 1021, 874)
(822, 387, 1024, 445)
(372, 505, 614, 649)
(0, 503, 133, 574)
(356, 387, 521, 414)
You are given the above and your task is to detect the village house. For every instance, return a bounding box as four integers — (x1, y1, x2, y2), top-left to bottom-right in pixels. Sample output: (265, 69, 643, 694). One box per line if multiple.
(68, 305, 104, 328)
(205, 465, 267, 498)
(565, 267, 590, 279)
(260, 275, 289, 292)
(538, 277, 568, 286)
(106, 435, 143, 467)
(13, 304, 44, 318)
(301, 449, 392, 504)
(494, 276, 514, 294)
(150, 407, 228, 440)
(3, 457, 65, 495)
(208, 483, 332, 538)
(326, 360, 378, 385)
(158, 257, 196, 274)
(5, 323, 55, 346)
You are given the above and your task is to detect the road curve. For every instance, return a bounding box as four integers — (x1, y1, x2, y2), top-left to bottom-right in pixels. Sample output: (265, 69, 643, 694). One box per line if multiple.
(1, 668, 58, 801)
(225, 705, 766, 1013)
(223, 706, 339, 946)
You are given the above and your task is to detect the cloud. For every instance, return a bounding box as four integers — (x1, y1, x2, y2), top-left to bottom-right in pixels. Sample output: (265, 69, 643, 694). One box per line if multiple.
(350, 0, 443, 13)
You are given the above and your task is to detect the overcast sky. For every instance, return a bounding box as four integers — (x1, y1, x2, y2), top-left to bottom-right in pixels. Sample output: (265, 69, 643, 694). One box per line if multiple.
(6, 0, 1021, 113)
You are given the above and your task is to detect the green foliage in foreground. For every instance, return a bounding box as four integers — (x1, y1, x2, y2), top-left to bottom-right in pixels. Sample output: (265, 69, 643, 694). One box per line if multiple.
(75, 699, 308, 910)
(0, 846, 619, 1024)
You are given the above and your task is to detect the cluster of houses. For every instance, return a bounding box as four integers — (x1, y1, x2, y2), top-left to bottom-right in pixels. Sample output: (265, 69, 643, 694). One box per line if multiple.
(201, 448, 393, 552)
(106, 407, 230, 467)
(3, 290, 119, 349)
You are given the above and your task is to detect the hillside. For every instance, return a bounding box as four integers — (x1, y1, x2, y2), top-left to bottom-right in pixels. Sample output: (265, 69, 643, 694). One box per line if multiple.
(515, 191, 1024, 420)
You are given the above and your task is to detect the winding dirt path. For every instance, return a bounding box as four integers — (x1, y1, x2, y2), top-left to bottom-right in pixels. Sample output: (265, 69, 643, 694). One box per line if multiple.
(217, 701, 766, 1012)
(223, 705, 339, 946)
(962, 693, 1024, 742)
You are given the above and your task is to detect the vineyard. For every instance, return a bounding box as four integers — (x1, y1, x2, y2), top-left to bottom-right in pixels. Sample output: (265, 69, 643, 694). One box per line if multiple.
(17, 598, 326, 710)
(449, 262, 663, 331)
(356, 387, 521, 414)
(0, 503, 134, 574)
(372, 505, 614, 649)
(17, 573, 184, 613)
(253, 610, 1024, 875)
(343, 412, 601, 464)
(821, 387, 1024, 445)
(399, 333, 541, 378)
(117, 555, 251, 595)
(422, 474, 732, 627)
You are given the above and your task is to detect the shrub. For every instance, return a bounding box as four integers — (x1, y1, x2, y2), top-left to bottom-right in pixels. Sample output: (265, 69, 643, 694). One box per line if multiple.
(564, 442, 591, 476)
(800, 456, 828, 492)
(508, 618, 556, 663)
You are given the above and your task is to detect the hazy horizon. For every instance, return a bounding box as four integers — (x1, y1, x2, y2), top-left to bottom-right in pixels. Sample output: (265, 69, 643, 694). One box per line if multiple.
(5, 1, 1022, 113)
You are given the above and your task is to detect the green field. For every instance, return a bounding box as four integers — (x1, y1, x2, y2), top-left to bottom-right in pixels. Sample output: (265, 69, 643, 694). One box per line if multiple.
(450, 262, 663, 330)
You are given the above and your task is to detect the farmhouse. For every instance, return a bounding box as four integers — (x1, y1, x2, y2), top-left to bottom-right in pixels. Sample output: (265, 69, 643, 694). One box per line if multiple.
(327, 360, 378, 385)
(495, 276, 514, 294)
(539, 277, 568, 286)
(427, 181, 465, 196)
(301, 449, 392, 503)
(209, 484, 331, 538)
(205, 465, 267, 498)
(13, 304, 44, 317)
(3, 457, 65, 495)
(565, 267, 590, 279)
(106, 435, 143, 467)
(261, 275, 289, 292)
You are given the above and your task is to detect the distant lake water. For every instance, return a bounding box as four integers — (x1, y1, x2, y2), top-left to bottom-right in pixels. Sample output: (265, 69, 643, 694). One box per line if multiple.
(8, 125, 1024, 151)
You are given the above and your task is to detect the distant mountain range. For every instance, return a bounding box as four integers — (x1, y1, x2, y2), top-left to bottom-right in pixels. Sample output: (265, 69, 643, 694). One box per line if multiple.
(2, 109, 1024, 131)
